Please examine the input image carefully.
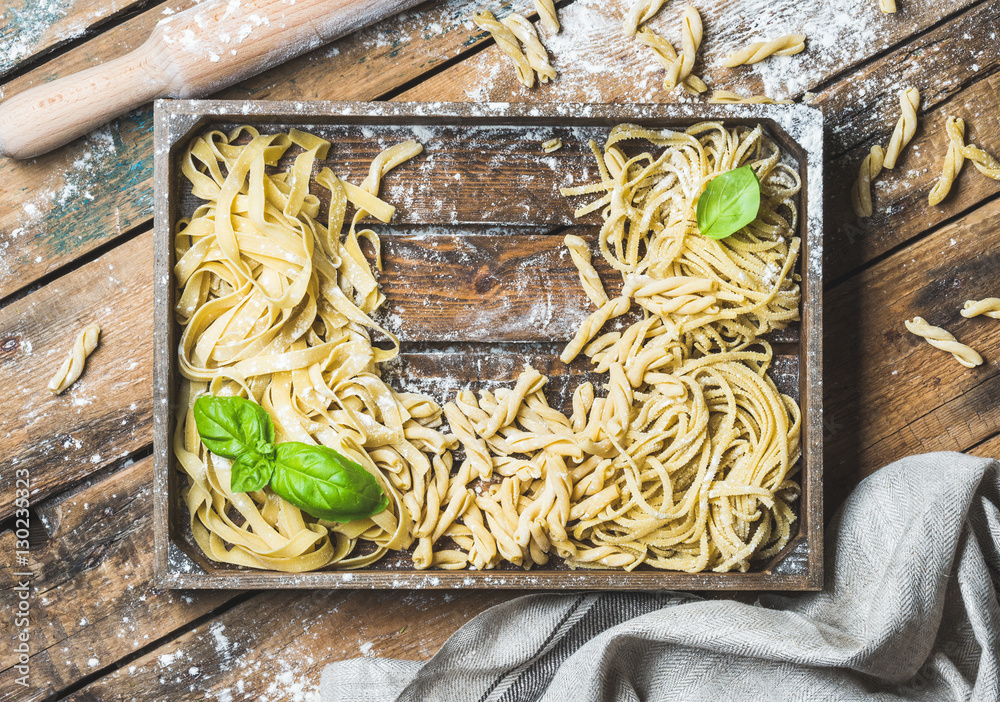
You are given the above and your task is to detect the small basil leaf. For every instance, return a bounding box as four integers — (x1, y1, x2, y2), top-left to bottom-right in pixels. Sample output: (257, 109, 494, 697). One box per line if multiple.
(230, 451, 275, 493)
(270, 442, 389, 523)
(696, 164, 761, 240)
(193, 395, 275, 460)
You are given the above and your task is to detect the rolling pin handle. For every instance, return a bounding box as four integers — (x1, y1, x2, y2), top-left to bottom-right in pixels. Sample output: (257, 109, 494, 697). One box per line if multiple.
(0, 40, 168, 160)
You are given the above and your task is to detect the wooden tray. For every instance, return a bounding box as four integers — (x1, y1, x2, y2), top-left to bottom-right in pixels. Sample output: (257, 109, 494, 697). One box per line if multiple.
(152, 100, 824, 590)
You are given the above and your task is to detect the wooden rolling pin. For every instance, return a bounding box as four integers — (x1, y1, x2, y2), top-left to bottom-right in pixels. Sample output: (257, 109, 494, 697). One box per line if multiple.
(0, 0, 425, 159)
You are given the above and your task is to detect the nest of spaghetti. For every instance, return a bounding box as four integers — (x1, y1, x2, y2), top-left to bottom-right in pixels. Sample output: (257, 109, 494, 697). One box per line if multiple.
(171, 121, 802, 575)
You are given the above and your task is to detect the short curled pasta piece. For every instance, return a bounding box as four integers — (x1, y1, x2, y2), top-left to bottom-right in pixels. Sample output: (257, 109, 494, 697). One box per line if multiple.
(622, 0, 669, 35)
(883, 87, 920, 170)
(851, 145, 885, 218)
(564, 234, 608, 308)
(533, 0, 560, 33)
(501, 13, 556, 84)
(961, 143, 1000, 181)
(635, 27, 706, 95)
(879, 0, 896, 13)
(474, 11, 535, 88)
(904, 316, 983, 368)
(961, 298, 1000, 320)
(664, 7, 702, 93)
(49, 323, 101, 394)
(723, 34, 806, 67)
(928, 116, 966, 206)
(542, 138, 562, 153)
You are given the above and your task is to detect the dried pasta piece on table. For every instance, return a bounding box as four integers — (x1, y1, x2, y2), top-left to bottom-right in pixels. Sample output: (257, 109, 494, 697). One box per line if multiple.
(48, 323, 100, 394)
(709, 90, 792, 105)
(542, 137, 562, 152)
(851, 145, 885, 218)
(501, 13, 556, 84)
(879, 0, 896, 13)
(904, 316, 983, 368)
(883, 87, 920, 169)
(664, 6, 703, 92)
(961, 298, 1000, 319)
(564, 234, 608, 308)
(635, 27, 706, 95)
(723, 34, 806, 67)
(962, 142, 1000, 180)
(533, 0, 560, 33)
(473, 10, 535, 88)
(622, 0, 669, 35)
(928, 116, 966, 206)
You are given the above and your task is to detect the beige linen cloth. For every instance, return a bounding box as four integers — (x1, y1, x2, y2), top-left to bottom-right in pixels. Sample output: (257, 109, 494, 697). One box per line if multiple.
(321, 452, 1000, 701)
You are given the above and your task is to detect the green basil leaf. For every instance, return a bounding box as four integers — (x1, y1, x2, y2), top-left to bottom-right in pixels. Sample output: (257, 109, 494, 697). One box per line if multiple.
(270, 442, 389, 523)
(193, 395, 275, 460)
(696, 164, 761, 240)
(230, 451, 275, 493)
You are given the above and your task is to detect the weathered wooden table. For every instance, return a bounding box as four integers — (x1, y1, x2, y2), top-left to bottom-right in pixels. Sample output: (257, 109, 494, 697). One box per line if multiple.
(2, 0, 998, 699)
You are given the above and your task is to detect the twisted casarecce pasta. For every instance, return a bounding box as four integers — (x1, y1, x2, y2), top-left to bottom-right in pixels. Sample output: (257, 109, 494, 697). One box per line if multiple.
(928, 116, 966, 206)
(904, 317, 983, 368)
(851, 145, 885, 218)
(564, 233, 609, 308)
(473, 11, 536, 88)
(962, 143, 1000, 181)
(49, 323, 101, 394)
(663, 6, 703, 92)
(879, 0, 896, 13)
(501, 13, 556, 84)
(723, 34, 806, 67)
(635, 27, 707, 96)
(883, 87, 920, 170)
(533, 0, 560, 34)
(962, 298, 1000, 320)
(622, 0, 670, 35)
(709, 90, 793, 105)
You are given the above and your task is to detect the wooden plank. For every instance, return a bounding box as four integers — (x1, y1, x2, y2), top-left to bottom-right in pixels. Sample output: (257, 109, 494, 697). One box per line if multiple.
(0, 0, 519, 300)
(0, 232, 152, 521)
(61, 587, 519, 702)
(377, 231, 612, 341)
(0, 0, 150, 79)
(967, 432, 1000, 459)
(395, 0, 976, 104)
(824, 71, 1000, 282)
(0, 456, 234, 701)
(823, 195, 1000, 508)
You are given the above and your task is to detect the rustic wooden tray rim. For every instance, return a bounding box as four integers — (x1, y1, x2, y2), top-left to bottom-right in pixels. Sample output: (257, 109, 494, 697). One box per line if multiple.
(152, 99, 824, 591)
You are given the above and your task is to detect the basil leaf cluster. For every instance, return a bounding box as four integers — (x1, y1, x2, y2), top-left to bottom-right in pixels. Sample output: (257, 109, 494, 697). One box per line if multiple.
(696, 164, 761, 240)
(192, 395, 389, 523)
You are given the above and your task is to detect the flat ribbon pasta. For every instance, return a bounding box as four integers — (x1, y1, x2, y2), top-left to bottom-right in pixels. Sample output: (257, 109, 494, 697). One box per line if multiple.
(174, 127, 459, 572)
